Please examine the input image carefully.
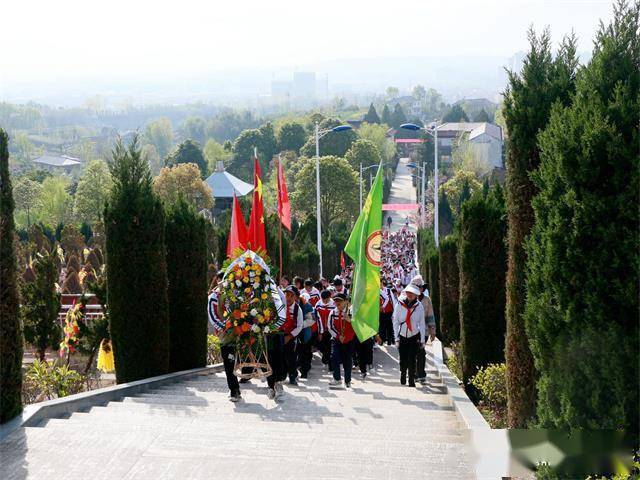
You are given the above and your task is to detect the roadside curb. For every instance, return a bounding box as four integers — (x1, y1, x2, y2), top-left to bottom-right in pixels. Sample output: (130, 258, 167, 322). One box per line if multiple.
(429, 340, 490, 430)
(0, 363, 223, 441)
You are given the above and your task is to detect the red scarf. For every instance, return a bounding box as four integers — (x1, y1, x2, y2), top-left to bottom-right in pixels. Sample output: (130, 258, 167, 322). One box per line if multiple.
(402, 301, 417, 333)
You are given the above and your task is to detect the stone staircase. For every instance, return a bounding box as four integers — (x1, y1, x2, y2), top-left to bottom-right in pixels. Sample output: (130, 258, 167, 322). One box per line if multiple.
(1, 346, 475, 479)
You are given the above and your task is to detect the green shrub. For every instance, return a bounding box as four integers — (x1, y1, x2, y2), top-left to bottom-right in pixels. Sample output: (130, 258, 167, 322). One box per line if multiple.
(445, 342, 463, 381)
(165, 198, 208, 372)
(470, 363, 507, 413)
(207, 335, 221, 365)
(458, 188, 507, 398)
(438, 235, 459, 344)
(24, 360, 85, 402)
(0, 128, 23, 423)
(105, 136, 170, 383)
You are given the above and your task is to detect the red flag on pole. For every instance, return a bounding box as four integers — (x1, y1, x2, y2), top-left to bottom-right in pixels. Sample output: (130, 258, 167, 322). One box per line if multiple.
(227, 194, 248, 257)
(248, 152, 266, 251)
(340, 250, 346, 270)
(277, 156, 291, 231)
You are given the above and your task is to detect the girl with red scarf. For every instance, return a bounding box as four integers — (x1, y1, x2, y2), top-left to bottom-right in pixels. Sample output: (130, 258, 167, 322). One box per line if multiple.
(392, 284, 426, 387)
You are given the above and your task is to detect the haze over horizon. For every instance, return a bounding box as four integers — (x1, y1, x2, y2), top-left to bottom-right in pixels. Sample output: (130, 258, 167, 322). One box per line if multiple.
(1, 0, 613, 106)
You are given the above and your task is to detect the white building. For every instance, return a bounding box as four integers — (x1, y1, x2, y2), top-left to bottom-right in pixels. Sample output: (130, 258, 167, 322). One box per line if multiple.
(436, 122, 503, 169)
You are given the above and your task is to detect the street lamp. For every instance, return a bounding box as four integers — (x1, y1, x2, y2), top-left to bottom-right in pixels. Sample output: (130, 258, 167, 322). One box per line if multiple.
(401, 121, 440, 247)
(315, 122, 353, 278)
(359, 163, 380, 212)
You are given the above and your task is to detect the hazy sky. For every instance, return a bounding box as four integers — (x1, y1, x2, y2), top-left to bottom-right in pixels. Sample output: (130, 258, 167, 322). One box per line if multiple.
(3, 0, 613, 78)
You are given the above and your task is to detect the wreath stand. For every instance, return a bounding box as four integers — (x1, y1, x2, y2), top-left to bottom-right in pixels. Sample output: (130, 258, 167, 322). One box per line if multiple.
(233, 334, 272, 379)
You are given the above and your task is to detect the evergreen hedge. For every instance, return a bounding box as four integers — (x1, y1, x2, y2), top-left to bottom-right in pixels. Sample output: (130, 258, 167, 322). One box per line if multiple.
(105, 137, 170, 383)
(502, 28, 578, 428)
(165, 198, 208, 372)
(427, 250, 440, 338)
(458, 187, 506, 397)
(438, 235, 459, 345)
(525, 2, 639, 431)
(0, 129, 23, 423)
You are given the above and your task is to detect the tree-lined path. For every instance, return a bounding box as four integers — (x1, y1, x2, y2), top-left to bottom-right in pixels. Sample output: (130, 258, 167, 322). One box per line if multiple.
(1, 157, 477, 479)
(384, 157, 419, 233)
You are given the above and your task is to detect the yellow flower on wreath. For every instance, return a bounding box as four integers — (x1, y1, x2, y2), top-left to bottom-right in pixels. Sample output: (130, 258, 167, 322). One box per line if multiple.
(260, 293, 268, 300)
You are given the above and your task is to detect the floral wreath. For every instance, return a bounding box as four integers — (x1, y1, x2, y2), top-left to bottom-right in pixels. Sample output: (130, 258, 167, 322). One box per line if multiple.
(218, 249, 286, 359)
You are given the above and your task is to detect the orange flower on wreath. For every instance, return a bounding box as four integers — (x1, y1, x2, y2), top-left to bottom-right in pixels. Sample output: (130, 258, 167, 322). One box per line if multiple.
(232, 310, 243, 320)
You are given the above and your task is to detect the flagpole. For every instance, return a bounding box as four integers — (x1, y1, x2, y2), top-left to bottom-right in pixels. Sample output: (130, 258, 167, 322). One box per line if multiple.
(277, 155, 283, 282)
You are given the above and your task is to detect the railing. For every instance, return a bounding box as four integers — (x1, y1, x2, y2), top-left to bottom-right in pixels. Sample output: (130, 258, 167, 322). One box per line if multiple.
(58, 294, 104, 326)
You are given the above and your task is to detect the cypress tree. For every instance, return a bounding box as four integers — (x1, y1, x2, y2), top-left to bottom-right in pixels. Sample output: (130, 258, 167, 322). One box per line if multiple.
(21, 250, 61, 361)
(458, 187, 506, 397)
(438, 235, 459, 345)
(0, 129, 24, 423)
(503, 27, 578, 428)
(381, 104, 392, 126)
(526, 1, 639, 431)
(105, 136, 170, 383)
(363, 103, 381, 124)
(391, 103, 407, 129)
(165, 198, 208, 372)
(427, 250, 440, 339)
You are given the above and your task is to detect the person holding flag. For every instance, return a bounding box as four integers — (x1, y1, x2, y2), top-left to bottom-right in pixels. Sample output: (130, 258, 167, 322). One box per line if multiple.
(344, 162, 384, 343)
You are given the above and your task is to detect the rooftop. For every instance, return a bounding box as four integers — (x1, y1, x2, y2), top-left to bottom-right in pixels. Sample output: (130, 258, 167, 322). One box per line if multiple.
(33, 154, 82, 167)
(437, 122, 502, 141)
(204, 162, 253, 198)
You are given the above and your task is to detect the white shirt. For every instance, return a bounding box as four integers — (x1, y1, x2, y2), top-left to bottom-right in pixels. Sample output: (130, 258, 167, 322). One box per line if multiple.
(392, 299, 425, 344)
(300, 287, 321, 305)
(379, 287, 397, 311)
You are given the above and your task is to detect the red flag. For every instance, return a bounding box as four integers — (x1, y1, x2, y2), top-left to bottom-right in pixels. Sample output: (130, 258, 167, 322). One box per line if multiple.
(340, 251, 346, 270)
(227, 194, 248, 257)
(277, 157, 291, 231)
(248, 155, 266, 251)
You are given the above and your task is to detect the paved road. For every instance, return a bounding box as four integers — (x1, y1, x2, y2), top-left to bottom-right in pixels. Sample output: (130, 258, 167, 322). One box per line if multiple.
(1, 347, 474, 479)
(384, 157, 419, 233)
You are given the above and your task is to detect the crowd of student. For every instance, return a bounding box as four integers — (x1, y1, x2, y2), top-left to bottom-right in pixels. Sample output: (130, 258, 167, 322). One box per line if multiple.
(208, 226, 436, 402)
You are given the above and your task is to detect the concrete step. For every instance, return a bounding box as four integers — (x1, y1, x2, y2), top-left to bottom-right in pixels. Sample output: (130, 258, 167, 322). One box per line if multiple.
(40, 414, 465, 437)
(131, 390, 453, 408)
(116, 396, 456, 416)
(24, 419, 467, 447)
(78, 405, 463, 428)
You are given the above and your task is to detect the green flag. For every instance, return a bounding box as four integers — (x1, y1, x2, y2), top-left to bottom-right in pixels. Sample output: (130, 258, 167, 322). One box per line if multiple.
(345, 162, 383, 341)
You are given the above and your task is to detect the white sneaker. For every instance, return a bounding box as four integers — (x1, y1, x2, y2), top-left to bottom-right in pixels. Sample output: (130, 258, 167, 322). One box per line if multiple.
(228, 392, 241, 402)
(267, 388, 276, 399)
(328, 378, 342, 389)
(360, 372, 367, 380)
